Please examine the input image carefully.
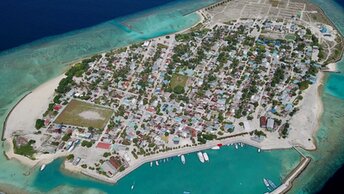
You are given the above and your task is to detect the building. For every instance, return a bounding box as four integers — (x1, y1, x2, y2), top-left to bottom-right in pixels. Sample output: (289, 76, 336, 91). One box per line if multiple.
(260, 116, 267, 128)
(267, 118, 275, 131)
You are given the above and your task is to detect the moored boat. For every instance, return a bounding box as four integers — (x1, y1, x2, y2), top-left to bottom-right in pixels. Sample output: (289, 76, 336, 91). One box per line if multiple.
(211, 146, 220, 150)
(40, 164, 46, 171)
(197, 152, 205, 163)
(150, 161, 153, 167)
(263, 178, 269, 187)
(235, 144, 238, 149)
(258, 148, 261, 152)
(155, 161, 159, 166)
(181, 155, 186, 164)
(267, 179, 277, 189)
(203, 152, 209, 162)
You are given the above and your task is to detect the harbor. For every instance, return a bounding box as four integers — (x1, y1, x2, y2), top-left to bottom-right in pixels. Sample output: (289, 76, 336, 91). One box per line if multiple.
(34, 144, 301, 194)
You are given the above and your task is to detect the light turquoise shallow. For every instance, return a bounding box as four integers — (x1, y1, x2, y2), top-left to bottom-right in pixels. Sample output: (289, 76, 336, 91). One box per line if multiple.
(0, 0, 343, 193)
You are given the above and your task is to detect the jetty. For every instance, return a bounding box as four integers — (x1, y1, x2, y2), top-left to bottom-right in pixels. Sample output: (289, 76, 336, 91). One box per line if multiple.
(270, 157, 311, 194)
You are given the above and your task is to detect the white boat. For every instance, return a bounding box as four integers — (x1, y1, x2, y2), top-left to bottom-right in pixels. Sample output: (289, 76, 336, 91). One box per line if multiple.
(150, 162, 153, 167)
(268, 179, 277, 189)
(163, 158, 166, 163)
(263, 178, 270, 187)
(203, 152, 209, 162)
(181, 155, 186, 164)
(240, 143, 244, 147)
(235, 144, 238, 149)
(197, 152, 205, 163)
(155, 161, 159, 166)
(211, 146, 220, 150)
(258, 148, 261, 153)
(40, 164, 46, 171)
(131, 182, 135, 190)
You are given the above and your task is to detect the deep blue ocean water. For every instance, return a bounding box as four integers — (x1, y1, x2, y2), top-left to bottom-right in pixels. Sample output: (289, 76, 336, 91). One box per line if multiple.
(0, 0, 176, 51)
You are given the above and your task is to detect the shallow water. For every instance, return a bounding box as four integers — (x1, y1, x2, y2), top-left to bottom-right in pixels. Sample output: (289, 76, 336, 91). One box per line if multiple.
(32, 146, 300, 194)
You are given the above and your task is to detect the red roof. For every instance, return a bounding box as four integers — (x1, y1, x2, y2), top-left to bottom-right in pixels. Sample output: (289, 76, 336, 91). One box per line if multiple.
(54, 105, 62, 111)
(147, 107, 155, 113)
(96, 142, 111, 149)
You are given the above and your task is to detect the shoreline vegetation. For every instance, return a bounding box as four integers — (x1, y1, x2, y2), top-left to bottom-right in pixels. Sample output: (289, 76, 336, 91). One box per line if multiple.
(1, 0, 343, 193)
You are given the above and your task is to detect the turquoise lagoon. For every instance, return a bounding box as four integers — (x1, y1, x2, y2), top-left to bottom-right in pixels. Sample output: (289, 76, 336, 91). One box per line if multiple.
(0, 0, 343, 193)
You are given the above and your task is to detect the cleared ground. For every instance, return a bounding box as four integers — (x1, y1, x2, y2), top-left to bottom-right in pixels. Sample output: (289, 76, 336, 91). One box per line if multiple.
(170, 74, 189, 89)
(55, 100, 113, 129)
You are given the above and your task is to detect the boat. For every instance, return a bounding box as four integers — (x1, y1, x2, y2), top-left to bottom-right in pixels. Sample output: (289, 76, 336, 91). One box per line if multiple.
(197, 152, 205, 163)
(211, 146, 220, 150)
(131, 182, 135, 190)
(263, 178, 270, 187)
(240, 143, 244, 147)
(150, 162, 153, 167)
(181, 155, 186, 164)
(203, 152, 209, 162)
(267, 179, 277, 189)
(163, 158, 166, 163)
(40, 164, 46, 171)
(258, 148, 261, 152)
(235, 144, 238, 149)
(155, 161, 159, 166)
(183, 192, 191, 194)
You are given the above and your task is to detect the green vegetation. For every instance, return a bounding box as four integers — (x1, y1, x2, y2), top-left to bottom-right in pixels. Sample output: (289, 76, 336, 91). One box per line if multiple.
(271, 68, 284, 87)
(62, 133, 71, 141)
(13, 139, 36, 159)
(170, 74, 188, 92)
(81, 140, 93, 148)
(197, 133, 217, 144)
(55, 100, 113, 129)
(285, 34, 296, 41)
(298, 80, 309, 90)
(35, 119, 45, 130)
(103, 152, 111, 157)
(56, 55, 101, 94)
(173, 85, 185, 94)
(66, 154, 74, 160)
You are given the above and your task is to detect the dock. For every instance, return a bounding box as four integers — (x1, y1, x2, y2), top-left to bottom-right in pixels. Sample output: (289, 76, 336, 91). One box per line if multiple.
(270, 157, 311, 194)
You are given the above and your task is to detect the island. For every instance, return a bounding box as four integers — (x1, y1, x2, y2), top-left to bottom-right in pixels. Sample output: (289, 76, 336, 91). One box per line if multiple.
(2, 0, 343, 193)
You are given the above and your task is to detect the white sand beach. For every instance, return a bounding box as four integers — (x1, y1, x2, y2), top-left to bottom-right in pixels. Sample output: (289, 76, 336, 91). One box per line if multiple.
(327, 63, 337, 72)
(288, 72, 324, 150)
(4, 74, 65, 139)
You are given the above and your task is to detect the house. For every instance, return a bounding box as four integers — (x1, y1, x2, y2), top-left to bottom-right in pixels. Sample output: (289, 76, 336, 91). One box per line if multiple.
(260, 116, 267, 128)
(267, 118, 275, 131)
(172, 136, 180, 144)
(96, 142, 111, 150)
